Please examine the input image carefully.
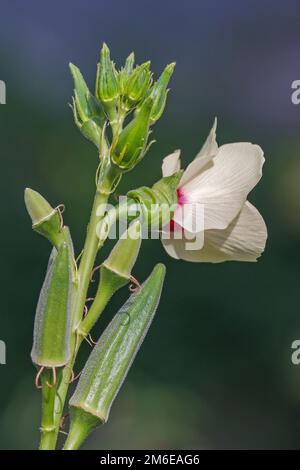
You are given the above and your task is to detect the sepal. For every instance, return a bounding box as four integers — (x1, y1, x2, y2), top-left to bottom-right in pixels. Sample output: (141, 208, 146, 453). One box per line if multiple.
(149, 62, 175, 123)
(112, 96, 153, 171)
(96, 43, 119, 109)
(127, 170, 183, 229)
(70, 63, 105, 149)
(122, 62, 152, 109)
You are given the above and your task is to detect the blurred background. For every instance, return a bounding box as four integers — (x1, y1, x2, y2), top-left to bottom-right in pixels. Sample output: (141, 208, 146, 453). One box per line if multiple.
(1, 0, 300, 450)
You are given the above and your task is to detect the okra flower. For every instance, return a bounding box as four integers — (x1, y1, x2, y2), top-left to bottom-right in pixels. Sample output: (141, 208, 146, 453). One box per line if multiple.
(161, 120, 267, 262)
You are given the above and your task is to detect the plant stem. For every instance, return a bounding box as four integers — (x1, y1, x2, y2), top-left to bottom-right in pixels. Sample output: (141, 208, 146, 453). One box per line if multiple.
(39, 370, 60, 450)
(110, 112, 126, 137)
(63, 408, 99, 450)
(73, 189, 109, 328)
(77, 280, 115, 337)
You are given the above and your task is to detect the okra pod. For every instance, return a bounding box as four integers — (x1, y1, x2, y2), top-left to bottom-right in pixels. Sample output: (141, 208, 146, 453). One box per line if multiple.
(31, 242, 73, 368)
(64, 263, 166, 450)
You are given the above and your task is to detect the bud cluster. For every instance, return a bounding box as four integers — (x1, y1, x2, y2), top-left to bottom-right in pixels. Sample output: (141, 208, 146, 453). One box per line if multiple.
(70, 43, 175, 172)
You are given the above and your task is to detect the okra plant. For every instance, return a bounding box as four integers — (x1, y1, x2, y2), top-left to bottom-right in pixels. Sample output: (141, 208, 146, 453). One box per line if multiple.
(25, 43, 267, 450)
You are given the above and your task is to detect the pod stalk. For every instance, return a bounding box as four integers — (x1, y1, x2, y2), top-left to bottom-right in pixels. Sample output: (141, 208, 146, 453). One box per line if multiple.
(63, 408, 100, 450)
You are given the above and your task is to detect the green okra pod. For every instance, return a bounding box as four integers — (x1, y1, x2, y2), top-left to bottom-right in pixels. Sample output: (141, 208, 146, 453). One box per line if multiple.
(24, 189, 76, 271)
(24, 188, 63, 246)
(64, 263, 166, 450)
(31, 242, 73, 368)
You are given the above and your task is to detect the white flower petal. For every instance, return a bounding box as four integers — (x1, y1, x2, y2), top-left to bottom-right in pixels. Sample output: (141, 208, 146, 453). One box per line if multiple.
(179, 142, 265, 230)
(161, 236, 181, 260)
(162, 149, 181, 177)
(180, 118, 218, 187)
(162, 201, 267, 263)
(172, 202, 205, 234)
(196, 117, 218, 159)
(203, 201, 267, 262)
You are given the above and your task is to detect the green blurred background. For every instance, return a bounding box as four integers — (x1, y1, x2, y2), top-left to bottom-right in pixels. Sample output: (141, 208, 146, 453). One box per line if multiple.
(1, 0, 300, 449)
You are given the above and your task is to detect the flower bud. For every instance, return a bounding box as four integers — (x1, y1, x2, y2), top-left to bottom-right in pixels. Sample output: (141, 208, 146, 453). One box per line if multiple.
(127, 170, 183, 230)
(123, 62, 152, 109)
(77, 220, 142, 337)
(112, 96, 153, 171)
(24, 188, 62, 246)
(96, 43, 119, 108)
(149, 62, 175, 123)
(64, 264, 166, 450)
(102, 219, 142, 278)
(118, 52, 135, 94)
(70, 63, 105, 149)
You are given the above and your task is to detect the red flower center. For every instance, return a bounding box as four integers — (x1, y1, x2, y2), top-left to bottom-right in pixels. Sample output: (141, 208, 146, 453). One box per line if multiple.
(177, 187, 187, 205)
(168, 187, 186, 233)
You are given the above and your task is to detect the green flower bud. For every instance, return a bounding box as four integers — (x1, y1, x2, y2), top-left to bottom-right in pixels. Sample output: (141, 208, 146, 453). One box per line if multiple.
(112, 96, 153, 171)
(122, 62, 152, 109)
(124, 52, 135, 76)
(96, 43, 119, 107)
(24, 188, 62, 246)
(149, 62, 175, 123)
(70, 63, 105, 149)
(77, 220, 142, 337)
(102, 219, 142, 278)
(118, 52, 135, 94)
(127, 170, 183, 230)
(64, 264, 166, 450)
(31, 243, 73, 368)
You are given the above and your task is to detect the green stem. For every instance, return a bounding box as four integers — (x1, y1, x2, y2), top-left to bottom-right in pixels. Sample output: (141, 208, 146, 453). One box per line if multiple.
(39, 369, 61, 450)
(73, 190, 109, 328)
(77, 280, 115, 337)
(63, 408, 99, 450)
(56, 190, 109, 441)
(77, 200, 135, 337)
(107, 102, 127, 139)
